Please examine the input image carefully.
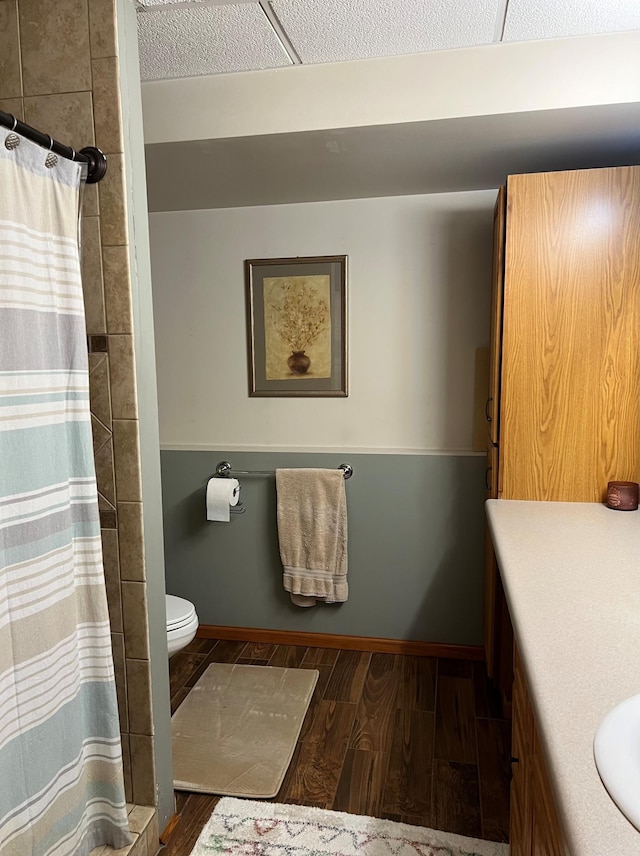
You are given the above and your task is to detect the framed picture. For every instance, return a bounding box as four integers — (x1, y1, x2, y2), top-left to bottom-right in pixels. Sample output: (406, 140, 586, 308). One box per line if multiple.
(245, 255, 348, 397)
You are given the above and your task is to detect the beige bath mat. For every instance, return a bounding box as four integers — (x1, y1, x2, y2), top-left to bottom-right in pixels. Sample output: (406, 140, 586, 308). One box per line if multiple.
(171, 663, 318, 797)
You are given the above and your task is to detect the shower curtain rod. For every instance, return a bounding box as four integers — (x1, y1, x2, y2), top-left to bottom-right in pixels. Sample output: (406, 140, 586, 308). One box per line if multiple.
(0, 110, 107, 184)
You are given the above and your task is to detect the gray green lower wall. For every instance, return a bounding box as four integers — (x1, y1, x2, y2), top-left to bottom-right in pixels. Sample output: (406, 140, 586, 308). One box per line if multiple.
(160, 451, 486, 646)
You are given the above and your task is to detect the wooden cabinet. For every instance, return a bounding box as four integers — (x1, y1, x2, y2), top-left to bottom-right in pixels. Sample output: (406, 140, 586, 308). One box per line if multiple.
(483, 166, 640, 674)
(499, 166, 640, 502)
(511, 647, 567, 856)
(510, 653, 533, 856)
(483, 166, 640, 850)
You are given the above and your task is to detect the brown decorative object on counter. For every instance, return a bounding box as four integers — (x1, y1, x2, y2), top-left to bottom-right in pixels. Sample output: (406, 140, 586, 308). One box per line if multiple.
(606, 481, 639, 511)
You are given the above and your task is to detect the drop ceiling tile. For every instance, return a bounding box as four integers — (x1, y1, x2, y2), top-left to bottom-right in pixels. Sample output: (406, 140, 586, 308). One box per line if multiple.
(137, 4, 293, 81)
(270, 0, 501, 64)
(504, 0, 640, 41)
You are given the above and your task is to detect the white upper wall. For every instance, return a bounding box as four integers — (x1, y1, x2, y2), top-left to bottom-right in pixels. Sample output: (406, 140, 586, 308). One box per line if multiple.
(142, 31, 640, 144)
(150, 190, 495, 453)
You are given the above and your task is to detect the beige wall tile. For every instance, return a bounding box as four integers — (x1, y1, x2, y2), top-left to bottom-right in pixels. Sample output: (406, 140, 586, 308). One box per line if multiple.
(95, 436, 116, 507)
(127, 805, 155, 835)
(89, 353, 112, 429)
(121, 733, 133, 803)
(91, 413, 111, 454)
(145, 813, 159, 856)
(98, 152, 127, 246)
(92, 56, 123, 154)
(121, 581, 150, 660)
(103, 245, 133, 333)
(84, 182, 99, 218)
(88, 352, 104, 373)
(130, 734, 157, 807)
(111, 631, 129, 732)
(118, 502, 146, 582)
(128, 830, 147, 856)
(102, 528, 122, 633)
(109, 335, 138, 419)
(98, 493, 115, 513)
(0, 96, 23, 119)
(88, 0, 117, 59)
(18, 0, 92, 95)
(126, 658, 153, 735)
(81, 215, 106, 334)
(113, 419, 142, 502)
(0, 1, 22, 99)
(23, 91, 95, 150)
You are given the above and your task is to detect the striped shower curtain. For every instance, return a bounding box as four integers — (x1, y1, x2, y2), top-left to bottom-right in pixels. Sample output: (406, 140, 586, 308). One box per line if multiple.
(0, 133, 131, 854)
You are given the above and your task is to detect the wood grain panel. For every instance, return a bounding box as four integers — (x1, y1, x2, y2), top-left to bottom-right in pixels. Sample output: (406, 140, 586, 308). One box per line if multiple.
(530, 729, 567, 856)
(268, 645, 308, 668)
(161, 794, 217, 856)
(472, 661, 502, 719)
(438, 658, 473, 678)
(432, 759, 482, 838)
(511, 648, 534, 856)
(168, 651, 205, 697)
(476, 718, 511, 842)
(332, 749, 388, 816)
(298, 665, 335, 742)
(350, 653, 400, 751)
(396, 655, 436, 712)
(324, 650, 372, 703)
(280, 700, 356, 807)
(434, 675, 477, 764)
(501, 167, 640, 501)
(301, 647, 340, 666)
(240, 641, 277, 660)
(185, 640, 246, 687)
(170, 686, 190, 716)
(382, 709, 434, 817)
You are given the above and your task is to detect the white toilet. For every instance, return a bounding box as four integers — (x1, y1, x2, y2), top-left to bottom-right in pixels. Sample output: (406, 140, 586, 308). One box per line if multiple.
(166, 594, 199, 657)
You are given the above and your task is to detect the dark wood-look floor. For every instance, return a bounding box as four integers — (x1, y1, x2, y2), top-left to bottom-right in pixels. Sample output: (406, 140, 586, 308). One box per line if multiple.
(162, 639, 511, 855)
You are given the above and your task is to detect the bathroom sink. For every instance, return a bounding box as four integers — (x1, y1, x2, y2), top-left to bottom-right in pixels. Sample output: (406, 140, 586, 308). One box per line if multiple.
(594, 693, 640, 832)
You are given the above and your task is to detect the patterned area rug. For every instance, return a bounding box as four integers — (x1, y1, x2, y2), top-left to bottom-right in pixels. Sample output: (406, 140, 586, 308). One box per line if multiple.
(190, 797, 510, 856)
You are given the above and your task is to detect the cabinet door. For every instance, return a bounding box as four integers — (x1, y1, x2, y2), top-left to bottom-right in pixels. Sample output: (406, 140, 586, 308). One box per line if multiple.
(500, 167, 640, 501)
(510, 653, 533, 856)
(530, 730, 567, 856)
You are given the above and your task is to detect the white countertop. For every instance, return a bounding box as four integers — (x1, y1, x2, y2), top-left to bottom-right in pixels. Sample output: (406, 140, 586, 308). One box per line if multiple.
(486, 500, 640, 856)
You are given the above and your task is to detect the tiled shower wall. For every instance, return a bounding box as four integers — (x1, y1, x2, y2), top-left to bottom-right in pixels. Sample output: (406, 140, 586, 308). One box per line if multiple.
(0, 0, 158, 828)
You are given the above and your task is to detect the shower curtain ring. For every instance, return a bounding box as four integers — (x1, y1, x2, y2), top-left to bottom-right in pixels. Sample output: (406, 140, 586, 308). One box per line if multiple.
(11, 115, 17, 131)
(44, 135, 58, 169)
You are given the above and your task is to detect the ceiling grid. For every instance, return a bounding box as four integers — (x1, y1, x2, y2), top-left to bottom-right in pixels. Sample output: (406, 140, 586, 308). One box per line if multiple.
(135, 0, 640, 82)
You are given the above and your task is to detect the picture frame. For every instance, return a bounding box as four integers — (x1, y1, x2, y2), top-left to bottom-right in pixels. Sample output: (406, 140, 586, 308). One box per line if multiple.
(245, 255, 348, 397)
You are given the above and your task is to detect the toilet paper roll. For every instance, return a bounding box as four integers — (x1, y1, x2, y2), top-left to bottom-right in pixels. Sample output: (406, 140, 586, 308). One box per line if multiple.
(206, 477, 240, 522)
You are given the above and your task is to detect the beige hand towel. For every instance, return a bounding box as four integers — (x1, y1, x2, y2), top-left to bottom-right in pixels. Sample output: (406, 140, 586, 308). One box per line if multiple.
(275, 468, 348, 607)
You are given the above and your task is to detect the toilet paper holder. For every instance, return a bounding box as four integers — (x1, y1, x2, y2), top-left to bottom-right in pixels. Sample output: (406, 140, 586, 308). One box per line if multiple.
(211, 468, 246, 515)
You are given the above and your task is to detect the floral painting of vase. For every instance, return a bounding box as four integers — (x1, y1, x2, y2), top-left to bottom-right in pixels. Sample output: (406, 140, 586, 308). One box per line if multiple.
(263, 275, 332, 380)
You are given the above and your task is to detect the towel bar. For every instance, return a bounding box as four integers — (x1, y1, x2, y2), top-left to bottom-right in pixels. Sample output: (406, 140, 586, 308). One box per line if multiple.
(215, 461, 353, 479)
